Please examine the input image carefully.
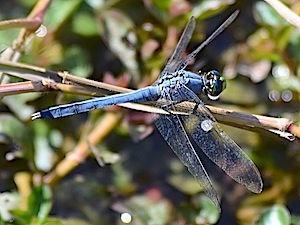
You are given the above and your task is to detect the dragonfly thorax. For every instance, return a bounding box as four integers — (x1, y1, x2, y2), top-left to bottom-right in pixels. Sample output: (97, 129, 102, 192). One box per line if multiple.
(159, 71, 188, 89)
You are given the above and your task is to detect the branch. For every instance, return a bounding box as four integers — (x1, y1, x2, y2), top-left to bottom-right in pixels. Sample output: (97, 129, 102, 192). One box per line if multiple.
(0, 0, 51, 84)
(264, 0, 300, 29)
(0, 60, 297, 140)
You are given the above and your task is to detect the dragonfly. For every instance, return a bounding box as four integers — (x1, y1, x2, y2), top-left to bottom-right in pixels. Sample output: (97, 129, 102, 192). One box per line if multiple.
(32, 11, 262, 210)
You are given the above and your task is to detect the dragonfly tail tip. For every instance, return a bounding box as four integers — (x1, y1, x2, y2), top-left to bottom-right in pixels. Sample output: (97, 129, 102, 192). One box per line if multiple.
(31, 112, 41, 120)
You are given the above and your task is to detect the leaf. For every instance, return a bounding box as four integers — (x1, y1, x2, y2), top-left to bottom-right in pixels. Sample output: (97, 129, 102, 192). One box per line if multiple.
(2, 93, 40, 121)
(72, 11, 99, 37)
(291, 214, 300, 225)
(0, 29, 18, 46)
(254, 2, 287, 27)
(32, 121, 59, 172)
(276, 26, 293, 51)
(27, 185, 52, 223)
(113, 194, 172, 225)
(191, 0, 235, 19)
(256, 205, 291, 225)
(0, 114, 34, 156)
(97, 9, 139, 83)
(9, 209, 31, 225)
(168, 172, 203, 195)
(0, 192, 20, 222)
(151, 0, 171, 11)
(195, 195, 220, 224)
(61, 46, 92, 78)
(112, 162, 136, 194)
(167, 159, 206, 195)
(145, 0, 172, 21)
(44, 0, 82, 32)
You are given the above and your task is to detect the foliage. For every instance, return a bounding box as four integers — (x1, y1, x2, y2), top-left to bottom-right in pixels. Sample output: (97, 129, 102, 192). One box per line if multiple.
(0, 0, 300, 224)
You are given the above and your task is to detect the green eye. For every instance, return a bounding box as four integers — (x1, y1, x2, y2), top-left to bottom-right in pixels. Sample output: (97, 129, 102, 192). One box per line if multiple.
(220, 75, 227, 91)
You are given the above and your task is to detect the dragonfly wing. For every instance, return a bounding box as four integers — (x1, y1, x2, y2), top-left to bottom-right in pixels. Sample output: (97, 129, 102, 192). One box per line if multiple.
(177, 85, 263, 193)
(156, 17, 196, 82)
(176, 10, 239, 71)
(155, 93, 220, 210)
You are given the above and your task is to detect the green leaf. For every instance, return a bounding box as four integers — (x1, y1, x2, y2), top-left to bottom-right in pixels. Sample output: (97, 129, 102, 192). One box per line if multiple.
(291, 214, 300, 225)
(276, 26, 293, 51)
(0, 115, 34, 157)
(97, 9, 139, 83)
(191, 0, 234, 19)
(32, 121, 59, 172)
(114, 194, 172, 225)
(289, 30, 300, 62)
(72, 11, 99, 37)
(256, 205, 291, 225)
(168, 159, 202, 195)
(195, 195, 220, 224)
(27, 185, 52, 223)
(10, 209, 31, 225)
(151, 0, 171, 11)
(146, 0, 172, 22)
(18, 0, 36, 8)
(44, 0, 82, 32)
(0, 29, 19, 46)
(168, 172, 202, 195)
(0, 192, 20, 222)
(2, 93, 40, 121)
(61, 45, 92, 78)
(254, 2, 287, 27)
(112, 162, 136, 194)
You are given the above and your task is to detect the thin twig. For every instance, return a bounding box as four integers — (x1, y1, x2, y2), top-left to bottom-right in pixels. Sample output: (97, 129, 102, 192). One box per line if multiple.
(0, 80, 98, 97)
(0, 60, 60, 82)
(1, 60, 297, 139)
(264, 0, 300, 28)
(43, 112, 121, 186)
(0, 18, 42, 30)
(0, 81, 46, 96)
(0, 0, 51, 84)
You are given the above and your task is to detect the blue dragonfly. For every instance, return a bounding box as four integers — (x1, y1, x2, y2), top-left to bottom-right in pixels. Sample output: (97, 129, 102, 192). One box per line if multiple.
(32, 11, 262, 210)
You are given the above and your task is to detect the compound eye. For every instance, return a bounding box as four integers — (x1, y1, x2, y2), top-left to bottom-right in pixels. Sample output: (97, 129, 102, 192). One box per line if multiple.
(205, 70, 226, 99)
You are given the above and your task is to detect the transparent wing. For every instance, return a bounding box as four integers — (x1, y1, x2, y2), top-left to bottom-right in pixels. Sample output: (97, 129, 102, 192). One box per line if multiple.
(157, 11, 239, 83)
(175, 10, 239, 72)
(156, 17, 196, 82)
(154, 91, 220, 210)
(177, 84, 263, 193)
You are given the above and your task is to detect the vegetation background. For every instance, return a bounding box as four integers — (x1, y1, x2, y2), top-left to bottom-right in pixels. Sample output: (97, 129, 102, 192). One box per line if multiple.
(0, 0, 300, 224)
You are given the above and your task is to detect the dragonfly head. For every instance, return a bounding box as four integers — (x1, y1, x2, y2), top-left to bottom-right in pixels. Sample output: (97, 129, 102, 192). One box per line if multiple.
(203, 70, 226, 100)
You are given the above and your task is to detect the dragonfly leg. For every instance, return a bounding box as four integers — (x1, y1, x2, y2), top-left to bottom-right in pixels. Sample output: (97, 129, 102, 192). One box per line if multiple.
(161, 104, 173, 113)
(192, 103, 199, 112)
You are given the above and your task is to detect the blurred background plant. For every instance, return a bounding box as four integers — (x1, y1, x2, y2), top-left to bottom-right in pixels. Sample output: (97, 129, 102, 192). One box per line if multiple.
(0, 0, 300, 224)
